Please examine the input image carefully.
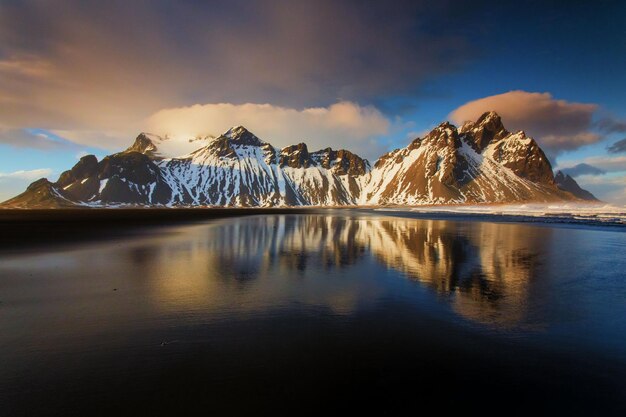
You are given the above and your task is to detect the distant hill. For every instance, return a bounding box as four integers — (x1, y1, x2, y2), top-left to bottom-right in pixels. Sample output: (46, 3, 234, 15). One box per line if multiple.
(554, 171, 598, 201)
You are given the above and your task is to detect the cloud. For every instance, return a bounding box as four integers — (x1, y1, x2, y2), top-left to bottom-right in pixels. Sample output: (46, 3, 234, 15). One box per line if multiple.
(607, 138, 626, 154)
(0, 0, 477, 139)
(49, 129, 132, 151)
(596, 118, 626, 133)
(449, 91, 601, 157)
(562, 155, 626, 174)
(146, 101, 391, 159)
(0, 128, 73, 150)
(0, 168, 53, 181)
(559, 163, 606, 177)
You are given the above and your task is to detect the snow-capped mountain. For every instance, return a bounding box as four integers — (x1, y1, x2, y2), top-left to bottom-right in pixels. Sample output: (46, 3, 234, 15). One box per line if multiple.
(2, 112, 596, 208)
(362, 112, 571, 205)
(156, 126, 370, 206)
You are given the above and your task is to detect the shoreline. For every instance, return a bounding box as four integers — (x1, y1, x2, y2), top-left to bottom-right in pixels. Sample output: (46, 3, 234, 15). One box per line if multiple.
(0, 208, 317, 253)
(1, 206, 623, 253)
(371, 209, 626, 230)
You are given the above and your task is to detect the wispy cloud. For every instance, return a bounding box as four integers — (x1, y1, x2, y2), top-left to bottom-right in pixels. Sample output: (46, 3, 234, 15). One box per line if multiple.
(607, 138, 626, 154)
(569, 155, 626, 173)
(559, 163, 606, 177)
(595, 118, 626, 134)
(0, 128, 74, 150)
(0, 168, 52, 181)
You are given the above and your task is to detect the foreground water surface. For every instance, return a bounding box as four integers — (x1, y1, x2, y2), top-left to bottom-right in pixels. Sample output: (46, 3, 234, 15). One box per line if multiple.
(1, 212, 625, 415)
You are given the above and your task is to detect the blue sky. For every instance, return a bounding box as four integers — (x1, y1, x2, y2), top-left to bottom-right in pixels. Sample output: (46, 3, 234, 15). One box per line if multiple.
(1, 0, 625, 203)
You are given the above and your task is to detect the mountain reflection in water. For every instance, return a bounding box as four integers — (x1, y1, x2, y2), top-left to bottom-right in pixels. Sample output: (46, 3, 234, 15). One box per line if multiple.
(118, 215, 548, 327)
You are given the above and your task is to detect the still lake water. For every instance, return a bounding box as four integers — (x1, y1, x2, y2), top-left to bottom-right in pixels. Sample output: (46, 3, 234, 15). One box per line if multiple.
(1, 212, 625, 415)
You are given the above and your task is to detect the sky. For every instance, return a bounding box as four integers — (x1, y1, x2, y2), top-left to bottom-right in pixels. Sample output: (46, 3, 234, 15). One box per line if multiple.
(1, 0, 625, 204)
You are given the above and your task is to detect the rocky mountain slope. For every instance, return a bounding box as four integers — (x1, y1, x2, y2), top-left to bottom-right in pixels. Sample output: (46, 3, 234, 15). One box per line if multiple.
(2, 112, 596, 208)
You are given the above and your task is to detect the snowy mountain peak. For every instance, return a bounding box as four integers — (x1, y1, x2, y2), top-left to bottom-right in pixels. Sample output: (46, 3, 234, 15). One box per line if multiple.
(280, 143, 313, 168)
(126, 132, 160, 156)
(460, 111, 509, 151)
(310, 148, 370, 176)
(125, 132, 215, 160)
(477, 110, 502, 124)
(436, 120, 456, 130)
(2, 113, 598, 208)
(428, 122, 459, 141)
(223, 125, 266, 146)
(278, 143, 370, 176)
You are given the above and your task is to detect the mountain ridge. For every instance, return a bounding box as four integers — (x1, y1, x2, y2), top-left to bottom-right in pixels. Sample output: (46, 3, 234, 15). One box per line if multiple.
(2, 112, 597, 208)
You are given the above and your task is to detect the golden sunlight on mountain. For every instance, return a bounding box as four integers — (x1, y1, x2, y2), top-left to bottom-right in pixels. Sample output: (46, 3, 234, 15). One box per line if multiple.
(96, 215, 549, 327)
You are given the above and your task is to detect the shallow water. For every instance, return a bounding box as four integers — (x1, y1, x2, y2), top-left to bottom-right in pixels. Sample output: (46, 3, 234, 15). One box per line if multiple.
(1, 213, 625, 415)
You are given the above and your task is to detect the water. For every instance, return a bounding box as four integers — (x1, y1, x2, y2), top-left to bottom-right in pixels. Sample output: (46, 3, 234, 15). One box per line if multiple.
(1, 212, 625, 416)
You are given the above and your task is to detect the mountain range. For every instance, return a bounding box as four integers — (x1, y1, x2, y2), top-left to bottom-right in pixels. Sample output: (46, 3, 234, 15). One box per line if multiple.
(1, 112, 596, 208)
